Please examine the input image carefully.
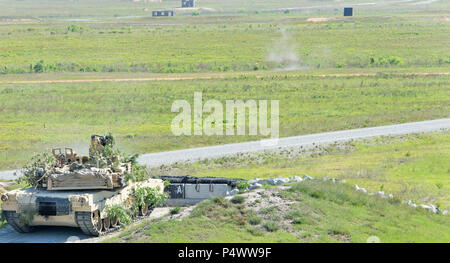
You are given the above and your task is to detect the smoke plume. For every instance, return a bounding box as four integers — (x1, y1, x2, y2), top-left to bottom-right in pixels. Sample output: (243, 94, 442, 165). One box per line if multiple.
(266, 28, 305, 70)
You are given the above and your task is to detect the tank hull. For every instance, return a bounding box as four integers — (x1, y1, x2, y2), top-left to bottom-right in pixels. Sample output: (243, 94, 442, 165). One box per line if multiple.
(1, 179, 164, 231)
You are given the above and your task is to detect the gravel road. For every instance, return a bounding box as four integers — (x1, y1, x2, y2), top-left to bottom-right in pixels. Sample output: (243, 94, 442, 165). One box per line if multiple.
(137, 118, 450, 168)
(0, 118, 449, 242)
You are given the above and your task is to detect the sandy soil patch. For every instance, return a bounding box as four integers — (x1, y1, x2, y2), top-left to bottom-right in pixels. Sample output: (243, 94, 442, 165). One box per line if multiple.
(307, 17, 339, 22)
(434, 16, 448, 21)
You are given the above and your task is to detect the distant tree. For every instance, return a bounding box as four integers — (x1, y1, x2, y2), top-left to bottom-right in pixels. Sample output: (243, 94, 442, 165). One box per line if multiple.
(33, 60, 44, 73)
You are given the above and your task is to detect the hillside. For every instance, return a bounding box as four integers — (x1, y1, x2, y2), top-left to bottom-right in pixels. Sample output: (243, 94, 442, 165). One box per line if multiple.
(104, 180, 449, 243)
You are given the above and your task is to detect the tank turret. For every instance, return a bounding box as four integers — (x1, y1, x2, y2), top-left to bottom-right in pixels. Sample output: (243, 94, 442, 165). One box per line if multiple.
(37, 135, 130, 191)
(1, 134, 166, 236)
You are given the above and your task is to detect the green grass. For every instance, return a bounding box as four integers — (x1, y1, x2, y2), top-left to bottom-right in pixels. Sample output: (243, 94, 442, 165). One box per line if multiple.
(0, 73, 448, 170)
(104, 182, 449, 243)
(0, 12, 449, 74)
(0, 0, 446, 18)
(168, 132, 450, 209)
(169, 206, 181, 215)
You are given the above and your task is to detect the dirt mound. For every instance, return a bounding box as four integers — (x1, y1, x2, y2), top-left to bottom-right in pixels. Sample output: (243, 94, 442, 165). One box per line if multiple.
(307, 17, 339, 22)
(0, 17, 40, 22)
(434, 16, 448, 21)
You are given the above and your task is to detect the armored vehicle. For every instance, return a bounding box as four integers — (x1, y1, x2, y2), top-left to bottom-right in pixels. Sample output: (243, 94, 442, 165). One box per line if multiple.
(1, 135, 165, 236)
(39, 134, 130, 191)
(1, 179, 163, 236)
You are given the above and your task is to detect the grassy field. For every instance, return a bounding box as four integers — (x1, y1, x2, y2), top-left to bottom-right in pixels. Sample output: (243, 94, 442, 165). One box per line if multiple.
(0, 0, 447, 18)
(160, 132, 450, 209)
(0, 13, 449, 74)
(0, 1, 448, 172)
(104, 181, 450, 243)
(103, 132, 450, 243)
(0, 0, 448, 243)
(0, 72, 448, 170)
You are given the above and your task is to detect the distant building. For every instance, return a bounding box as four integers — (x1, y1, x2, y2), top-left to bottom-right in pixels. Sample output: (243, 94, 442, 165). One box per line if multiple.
(344, 7, 353, 16)
(181, 0, 195, 8)
(152, 10, 175, 17)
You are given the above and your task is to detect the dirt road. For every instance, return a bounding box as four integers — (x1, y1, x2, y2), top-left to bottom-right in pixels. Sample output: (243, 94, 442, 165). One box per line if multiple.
(0, 72, 448, 85)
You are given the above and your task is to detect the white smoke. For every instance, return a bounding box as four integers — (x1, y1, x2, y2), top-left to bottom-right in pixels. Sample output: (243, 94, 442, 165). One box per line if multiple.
(266, 28, 306, 70)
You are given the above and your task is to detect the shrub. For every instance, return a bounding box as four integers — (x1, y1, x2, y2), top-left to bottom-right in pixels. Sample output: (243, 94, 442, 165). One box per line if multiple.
(192, 11, 200, 16)
(246, 226, 264, 236)
(132, 186, 167, 208)
(231, 195, 246, 204)
(17, 152, 54, 187)
(67, 25, 82, 32)
(125, 164, 149, 182)
(292, 217, 305, 225)
(369, 56, 404, 66)
(105, 205, 132, 226)
(247, 215, 262, 225)
(170, 207, 181, 215)
(237, 181, 249, 191)
(33, 60, 44, 73)
(263, 221, 279, 232)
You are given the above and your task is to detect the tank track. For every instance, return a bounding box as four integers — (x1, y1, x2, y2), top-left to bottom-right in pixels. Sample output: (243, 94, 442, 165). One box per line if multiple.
(3, 211, 36, 233)
(75, 212, 103, 236)
(75, 206, 155, 237)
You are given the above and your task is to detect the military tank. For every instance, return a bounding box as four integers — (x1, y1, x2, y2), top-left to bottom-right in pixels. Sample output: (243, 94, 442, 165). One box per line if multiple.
(1, 135, 165, 236)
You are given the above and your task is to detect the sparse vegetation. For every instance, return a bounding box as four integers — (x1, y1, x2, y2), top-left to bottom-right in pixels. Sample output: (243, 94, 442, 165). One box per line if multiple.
(170, 207, 181, 215)
(231, 195, 246, 204)
(262, 221, 279, 232)
(170, 132, 450, 209)
(247, 214, 262, 225)
(105, 205, 132, 226)
(104, 180, 450, 243)
(0, 0, 448, 243)
(18, 209, 37, 225)
(0, 10, 449, 74)
(132, 186, 168, 209)
(1, 73, 448, 170)
(16, 152, 54, 188)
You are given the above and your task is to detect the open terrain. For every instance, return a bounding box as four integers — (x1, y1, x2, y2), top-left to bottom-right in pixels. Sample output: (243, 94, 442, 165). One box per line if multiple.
(1, 129, 448, 242)
(0, 0, 448, 243)
(1, 72, 449, 170)
(0, 0, 448, 171)
(102, 131, 450, 243)
(0, 14, 449, 74)
(104, 182, 449, 243)
(157, 131, 450, 209)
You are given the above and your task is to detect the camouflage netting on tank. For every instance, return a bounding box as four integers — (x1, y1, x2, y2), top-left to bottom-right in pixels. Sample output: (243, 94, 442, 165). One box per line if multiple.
(17, 134, 143, 190)
(47, 164, 126, 190)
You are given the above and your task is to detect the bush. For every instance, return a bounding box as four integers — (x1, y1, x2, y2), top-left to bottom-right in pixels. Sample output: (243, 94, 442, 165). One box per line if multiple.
(237, 181, 249, 191)
(247, 215, 262, 225)
(246, 226, 264, 236)
(33, 60, 44, 73)
(292, 217, 305, 225)
(105, 205, 132, 226)
(68, 25, 82, 32)
(170, 207, 181, 215)
(17, 152, 54, 187)
(132, 186, 167, 208)
(125, 164, 149, 182)
(231, 195, 246, 204)
(369, 56, 404, 66)
(192, 11, 200, 16)
(263, 221, 279, 232)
